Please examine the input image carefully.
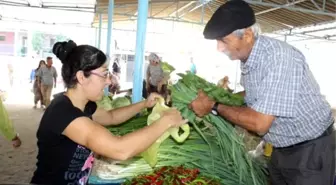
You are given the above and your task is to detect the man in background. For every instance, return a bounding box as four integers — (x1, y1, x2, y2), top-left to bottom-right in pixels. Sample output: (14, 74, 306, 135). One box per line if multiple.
(189, 57, 197, 74)
(36, 57, 57, 109)
(217, 76, 233, 93)
(112, 57, 121, 79)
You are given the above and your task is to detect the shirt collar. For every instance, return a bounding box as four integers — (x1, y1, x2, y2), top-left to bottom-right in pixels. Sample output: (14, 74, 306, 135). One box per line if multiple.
(240, 36, 264, 74)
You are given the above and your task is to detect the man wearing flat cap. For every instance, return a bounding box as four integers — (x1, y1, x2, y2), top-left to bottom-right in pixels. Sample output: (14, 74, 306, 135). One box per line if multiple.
(190, 0, 335, 184)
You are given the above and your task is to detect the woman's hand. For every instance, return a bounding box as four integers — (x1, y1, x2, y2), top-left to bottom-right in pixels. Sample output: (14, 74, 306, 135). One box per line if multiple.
(145, 93, 162, 108)
(159, 108, 188, 128)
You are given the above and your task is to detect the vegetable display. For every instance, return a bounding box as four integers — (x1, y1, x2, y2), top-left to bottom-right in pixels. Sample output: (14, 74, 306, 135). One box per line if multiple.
(97, 71, 268, 185)
(123, 166, 221, 185)
(96, 95, 131, 111)
(169, 72, 267, 185)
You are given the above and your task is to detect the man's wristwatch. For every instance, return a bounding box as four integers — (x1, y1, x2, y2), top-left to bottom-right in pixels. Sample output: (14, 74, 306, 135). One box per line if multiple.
(211, 102, 219, 115)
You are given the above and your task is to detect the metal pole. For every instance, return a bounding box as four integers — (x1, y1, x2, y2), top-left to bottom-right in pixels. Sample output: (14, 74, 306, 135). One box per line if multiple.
(106, 0, 114, 56)
(95, 28, 97, 47)
(201, 0, 204, 24)
(132, 0, 149, 103)
(98, 13, 102, 49)
(105, 0, 114, 95)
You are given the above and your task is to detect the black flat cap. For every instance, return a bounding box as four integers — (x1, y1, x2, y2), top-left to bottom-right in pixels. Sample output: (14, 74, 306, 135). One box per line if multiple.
(203, 0, 256, 40)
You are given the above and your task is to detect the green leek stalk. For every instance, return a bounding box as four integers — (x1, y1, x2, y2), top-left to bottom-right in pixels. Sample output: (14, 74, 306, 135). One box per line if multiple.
(169, 72, 267, 185)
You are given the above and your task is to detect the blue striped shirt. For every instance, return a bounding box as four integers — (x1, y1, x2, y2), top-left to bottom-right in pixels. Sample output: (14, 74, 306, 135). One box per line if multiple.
(240, 35, 333, 147)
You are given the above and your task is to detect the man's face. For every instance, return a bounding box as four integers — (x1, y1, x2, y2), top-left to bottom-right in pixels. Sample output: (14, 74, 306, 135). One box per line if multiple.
(150, 60, 159, 66)
(47, 59, 53, 66)
(216, 28, 254, 61)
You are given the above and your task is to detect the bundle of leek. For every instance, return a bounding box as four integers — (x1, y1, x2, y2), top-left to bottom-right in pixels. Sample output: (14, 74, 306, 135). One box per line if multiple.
(169, 72, 267, 185)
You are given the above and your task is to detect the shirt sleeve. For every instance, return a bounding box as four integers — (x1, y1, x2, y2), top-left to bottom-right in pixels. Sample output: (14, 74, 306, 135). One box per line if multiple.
(47, 103, 85, 135)
(84, 101, 98, 116)
(250, 54, 303, 117)
(53, 67, 58, 78)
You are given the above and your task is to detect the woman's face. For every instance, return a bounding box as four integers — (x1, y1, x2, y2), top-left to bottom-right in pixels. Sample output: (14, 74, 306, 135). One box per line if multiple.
(82, 63, 112, 101)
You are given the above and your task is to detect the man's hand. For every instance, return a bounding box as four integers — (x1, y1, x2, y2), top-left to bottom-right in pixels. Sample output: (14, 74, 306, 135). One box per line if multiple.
(12, 135, 21, 148)
(189, 90, 216, 117)
(145, 93, 162, 108)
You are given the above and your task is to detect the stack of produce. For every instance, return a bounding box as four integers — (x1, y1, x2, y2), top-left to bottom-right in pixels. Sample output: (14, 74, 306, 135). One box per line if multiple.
(97, 72, 267, 185)
(169, 72, 267, 184)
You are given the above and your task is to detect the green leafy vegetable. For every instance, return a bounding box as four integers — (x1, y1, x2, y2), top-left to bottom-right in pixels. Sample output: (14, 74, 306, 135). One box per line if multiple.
(143, 97, 190, 167)
(96, 95, 114, 110)
(161, 61, 175, 75)
(111, 97, 132, 109)
(96, 96, 131, 111)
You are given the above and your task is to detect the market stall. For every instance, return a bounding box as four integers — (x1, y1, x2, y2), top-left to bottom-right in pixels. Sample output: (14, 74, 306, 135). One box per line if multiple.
(89, 70, 269, 185)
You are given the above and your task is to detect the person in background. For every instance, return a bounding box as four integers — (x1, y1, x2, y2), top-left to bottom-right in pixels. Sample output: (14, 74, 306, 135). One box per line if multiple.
(112, 57, 121, 79)
(30, 40, 186, 185)
(108, 57, 122, 95)
(36, 57, 58, 109)
(145, 53, 168, 99)
(0, 98, 21, 148)
(189, 1, 335, 185)
(7, 63, 14, 87)
(33, 60, 46, 109)
(108, 73, 121, 96)
(217, 76, 233, 93)
(30, 68, 35, 83)
(189, 57, 197, 74)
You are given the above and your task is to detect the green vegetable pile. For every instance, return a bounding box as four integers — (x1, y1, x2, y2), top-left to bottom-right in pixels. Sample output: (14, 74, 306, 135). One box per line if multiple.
(96, 96, 132, 111)
(102, 72, 267, 185)
(169, 72, 267, 185)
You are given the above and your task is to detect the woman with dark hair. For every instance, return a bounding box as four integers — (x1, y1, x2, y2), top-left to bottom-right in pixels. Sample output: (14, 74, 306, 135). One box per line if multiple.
(33, 60, 46, 109)
(30, 40, 187, 185)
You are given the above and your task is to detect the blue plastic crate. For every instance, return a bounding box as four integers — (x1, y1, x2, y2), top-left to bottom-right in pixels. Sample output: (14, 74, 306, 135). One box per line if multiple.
(88, 175, 125, 185)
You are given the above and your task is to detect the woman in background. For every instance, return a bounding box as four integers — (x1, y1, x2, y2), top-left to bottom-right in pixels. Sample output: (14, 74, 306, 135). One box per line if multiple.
(33, 60, 46, 109)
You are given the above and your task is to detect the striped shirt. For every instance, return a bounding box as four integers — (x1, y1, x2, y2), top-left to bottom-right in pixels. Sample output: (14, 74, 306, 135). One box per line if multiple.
(240, 35, 333, 147)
